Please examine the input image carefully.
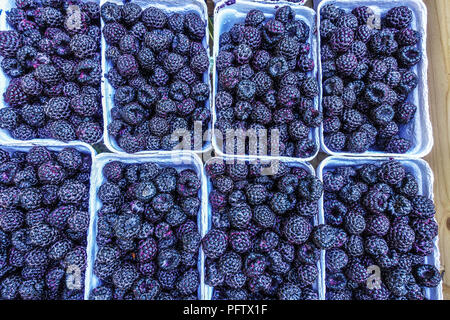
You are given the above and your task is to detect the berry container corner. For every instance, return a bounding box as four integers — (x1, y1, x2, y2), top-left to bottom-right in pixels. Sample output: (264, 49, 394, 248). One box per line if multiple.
(203, 155, 326, 300)
(317, 0, 433, 158)
(212, 0, 320, 162)
(101, 0, 212, 155)
(84, 151, 209, 300)
(317, 156, 443, 300)
(0, 0, 104, 145)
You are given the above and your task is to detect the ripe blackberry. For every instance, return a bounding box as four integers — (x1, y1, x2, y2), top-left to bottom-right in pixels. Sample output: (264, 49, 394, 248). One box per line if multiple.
(377, 160, 405, 186)
(386, 6, 413, 29)
(283, 215, 312, 245)
(278, 283, 302, 300)
(4, 78, 28, 107)
(0, 31, 22, 58)
(396, 28, 420, 46)
(410, 195, 436, 219)
(76, 121, 102, 144)
(298, 176, 323, 202)
(413, 264, 441, 288)
(202, 229, 227, 259)
(324, 132, 346, 152)
(330, 27, 354, 53)
(385, 136, 412, 154)
(395, 102, 417, 124)
(44, 97, 71, 120)
(19, 280, 44, 300)
(58, 180, 86, 205)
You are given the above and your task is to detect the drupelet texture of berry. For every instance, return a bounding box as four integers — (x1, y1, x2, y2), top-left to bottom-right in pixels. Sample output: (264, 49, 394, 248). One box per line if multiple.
(203, 158, 322, 300)
(0, 146, 92, 300)
(318, 160, 440, 300)
(102, 3, 210, 153)
(91, 159, 202, 300)
(215, 5, 321, 159)
(0, 1, 103, 144)
(320, 4, 423, 154)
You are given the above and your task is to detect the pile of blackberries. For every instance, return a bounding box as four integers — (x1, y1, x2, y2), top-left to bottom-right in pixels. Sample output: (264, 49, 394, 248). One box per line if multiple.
(0, 146, 92, 300)
(320, 4, 422, 154)
(0, 0, 103, 144)
(102, 2, 211, 153)
(315, 160, 440, 300)
(90, 161, 202, 300)
(215, 6, 321, 159)
(202, 159, 323, 300)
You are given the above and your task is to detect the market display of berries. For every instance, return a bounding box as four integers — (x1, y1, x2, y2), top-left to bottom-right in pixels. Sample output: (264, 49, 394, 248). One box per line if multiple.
(90, 161, 202, 300)
(315, 160, 440, 300)
(320, 4, 422, 154)
(102, 2, 211, 153)
(202, 159, 323, 300)
(215, 6, 321, 158)
(0, 0, 103, 144)
(0, 146, 92, 300)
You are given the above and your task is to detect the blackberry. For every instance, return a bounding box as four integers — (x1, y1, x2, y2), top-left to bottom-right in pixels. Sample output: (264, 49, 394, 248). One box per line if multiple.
(70, 34, 97, 59)
(283, 215, 312, 245)
(344, 212, 366, 235)
(366, 214, 390, 237)
(278, 283, 302, 300)
(386, 6, 413, 29)
(4, 78, 28, 107)
(19, 280, 44, 300)
(378, 160, 406, 186)
(396, 28, 420, 46)
(1, 276, 21, 300)
(413, 264, 441, 288)
(395, 102, 417, 124)
(0, 31, 22, 58)
(104, 23, 128, 48)
(411, 196, 436, 219)
(330, 27, 354, 53)
(326, 248, 348, 273)
(202, 229, 227, 259)
(1, 57, 24, 78)
(58, 180, 86, 205)
(321, 4, 345, 22)
(336, 52, 358, 76)
(298, 176, 323, 202)
(346, 131, 370, 153)
(325, 132, 346, 152)
(385, 136, 412, 154)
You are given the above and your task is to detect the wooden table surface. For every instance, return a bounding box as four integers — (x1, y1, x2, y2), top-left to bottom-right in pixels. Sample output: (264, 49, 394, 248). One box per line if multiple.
(206, 0, 450, 299)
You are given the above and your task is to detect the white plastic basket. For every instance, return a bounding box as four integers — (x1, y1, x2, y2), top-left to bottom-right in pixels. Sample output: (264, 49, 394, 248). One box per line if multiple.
(85, 151, 209, 300)
(0, 141, 97, 299)
(212, 0, 320, 162)
(317, 0, 433, 158)
(0, 0, 103, 145)
(203, 155, 325, 300)
(317, 156, 443, 300)
(101, 0, 212, 155)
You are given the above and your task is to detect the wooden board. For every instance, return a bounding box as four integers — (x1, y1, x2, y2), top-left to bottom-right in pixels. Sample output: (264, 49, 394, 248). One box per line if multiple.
(423, 0, 450, 300)
(206, 0, 450, 299)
